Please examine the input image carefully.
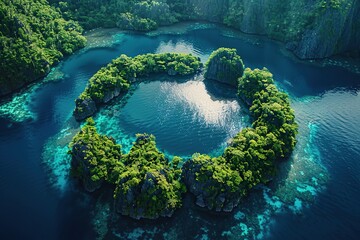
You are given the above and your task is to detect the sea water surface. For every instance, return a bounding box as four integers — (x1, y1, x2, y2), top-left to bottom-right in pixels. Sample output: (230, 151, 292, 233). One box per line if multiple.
(0, 23, 359, 239)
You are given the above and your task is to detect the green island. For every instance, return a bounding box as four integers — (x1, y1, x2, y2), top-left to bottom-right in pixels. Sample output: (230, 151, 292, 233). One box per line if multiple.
(69, 48, 298, 219)
(0, 0, 86, 96)
(73, 52, 202, 120)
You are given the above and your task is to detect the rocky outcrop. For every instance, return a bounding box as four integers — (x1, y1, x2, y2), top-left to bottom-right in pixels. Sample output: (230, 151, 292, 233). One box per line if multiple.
(204, 48, 244, 86)
(291, 1, 360, 59)
(73, 98, 97, 121)
(182, 159, 241, 212)
(70, 142, 103, 192)
(189, 0, 360, 59)
(102, 87, 123, 103)
(115, 171, 175, 219)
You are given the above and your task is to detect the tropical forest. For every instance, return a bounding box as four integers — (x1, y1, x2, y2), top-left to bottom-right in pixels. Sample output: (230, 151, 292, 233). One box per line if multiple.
(0, 0, 359, 239)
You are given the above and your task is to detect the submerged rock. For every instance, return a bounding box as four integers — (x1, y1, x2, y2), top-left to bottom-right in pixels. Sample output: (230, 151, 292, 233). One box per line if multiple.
(204, 48, 244, 86)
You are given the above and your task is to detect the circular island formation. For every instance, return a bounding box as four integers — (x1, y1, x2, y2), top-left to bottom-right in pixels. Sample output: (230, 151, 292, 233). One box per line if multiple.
(69, 48, 298, 219)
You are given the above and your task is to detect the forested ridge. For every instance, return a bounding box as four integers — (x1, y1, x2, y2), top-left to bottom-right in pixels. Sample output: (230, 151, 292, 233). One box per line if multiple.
(0, 0, 85, 96)
(1, 0, 359, 97)
(49, 0, 190, 31)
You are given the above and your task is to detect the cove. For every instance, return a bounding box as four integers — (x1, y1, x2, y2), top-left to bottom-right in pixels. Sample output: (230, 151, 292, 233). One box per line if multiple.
(0, 23, 359, 240)
(95, 75, 249, 156)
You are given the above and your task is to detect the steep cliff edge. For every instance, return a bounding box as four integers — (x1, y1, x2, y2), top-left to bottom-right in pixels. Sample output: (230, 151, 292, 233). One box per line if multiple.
(0, 0, 86, 97)
(188, 0, 360, 59)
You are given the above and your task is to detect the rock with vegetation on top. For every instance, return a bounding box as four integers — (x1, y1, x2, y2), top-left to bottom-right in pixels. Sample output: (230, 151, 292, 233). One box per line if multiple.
(73, 98, 97, 121)
(182, 154, 245, 212)
(73, 53, 202, 121)
(114, 134, 185, 219)
(204, 48, 244, 86)
(69, 118, 123, 192)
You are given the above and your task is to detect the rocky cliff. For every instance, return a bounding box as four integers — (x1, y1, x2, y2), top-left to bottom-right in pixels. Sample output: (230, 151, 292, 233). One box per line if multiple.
(204, 48, 244, 86)
(188, 0, 360, 59)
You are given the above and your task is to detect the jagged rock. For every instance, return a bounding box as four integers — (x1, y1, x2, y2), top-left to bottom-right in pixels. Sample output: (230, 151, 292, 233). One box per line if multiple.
(293, 2, 360, 59)
(182, 158, 241, 212)
(73, 97, 97, 121)
(102, 87, 122, 103)
(204, 48, 244, 86)
(189, 0, 360, 59)
(70, 142, 103, 192)
(115, 171, 177, 219)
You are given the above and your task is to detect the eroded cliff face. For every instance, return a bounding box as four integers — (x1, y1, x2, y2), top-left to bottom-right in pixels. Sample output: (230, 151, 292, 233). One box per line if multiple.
(188, 0, 360, 59)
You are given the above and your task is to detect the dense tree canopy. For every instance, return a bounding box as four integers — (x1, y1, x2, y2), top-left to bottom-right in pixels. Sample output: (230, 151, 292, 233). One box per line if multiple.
(69, 118, 124, 191)
(115, 134, 185, 219)
(49, 0, 190, 31)
(70, 127, 185, 219)
(204, 48, 244, 86)
(74, 52, 202, 120)
(0, 0, 86, 96)
(184, 66, 298, 210)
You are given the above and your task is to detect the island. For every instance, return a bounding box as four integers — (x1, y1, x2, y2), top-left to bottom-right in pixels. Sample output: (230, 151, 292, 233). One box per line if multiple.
(69, 48, 298, 219)
(73, 52, 202, 121)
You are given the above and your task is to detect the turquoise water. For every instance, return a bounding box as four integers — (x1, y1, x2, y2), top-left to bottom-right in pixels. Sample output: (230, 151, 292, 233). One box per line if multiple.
(0, 23, 359, 239)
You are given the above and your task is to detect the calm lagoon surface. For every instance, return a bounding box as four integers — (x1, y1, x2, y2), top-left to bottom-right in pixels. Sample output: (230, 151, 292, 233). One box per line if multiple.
(0, 23, 359, 239)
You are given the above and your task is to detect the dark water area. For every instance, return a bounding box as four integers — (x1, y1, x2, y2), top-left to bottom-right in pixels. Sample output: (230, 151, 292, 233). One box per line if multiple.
(0, 23, 359, 239)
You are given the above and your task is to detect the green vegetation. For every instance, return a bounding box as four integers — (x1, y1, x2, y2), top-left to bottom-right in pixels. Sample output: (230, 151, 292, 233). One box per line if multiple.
(69, 118, 124, 186)
(321, 0, 345, 9)
(0, 0, 86, 96)
(70, 49, 298, 215)
(204, 48, 244, 86)
(49, 0, 189, 31)
(184, 64, 297, 210)
(69, 126, 184, 218)
(74, 52, 202, 120)
(115, 134, 185, 219)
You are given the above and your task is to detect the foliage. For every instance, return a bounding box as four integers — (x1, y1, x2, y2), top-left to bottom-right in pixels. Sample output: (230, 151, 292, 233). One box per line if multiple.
(115, 134, 185, 218)
(70, 51, 298, 215)
(69, 128, 185, 218)
(185, 67, 298, 209)
(0, 0, 86, 95)
(75, 52, 202, 117)
(187, 153, 246, 209)
(204, 48, 244, 85)
(69, 118, 124, 184)
(238, 68, 298, 157)
(49, 0, 186, 30)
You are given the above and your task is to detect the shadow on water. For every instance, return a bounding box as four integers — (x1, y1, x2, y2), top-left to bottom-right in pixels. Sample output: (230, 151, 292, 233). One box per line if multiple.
(202, 78, 238, 100)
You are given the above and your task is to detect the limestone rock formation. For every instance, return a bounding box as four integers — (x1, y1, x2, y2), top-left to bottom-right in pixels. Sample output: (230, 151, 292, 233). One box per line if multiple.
(73, 98, 97, 121)
(70, 142, 103, 192)
(182, 155, 243, 212)
(204, 48, 244, 86)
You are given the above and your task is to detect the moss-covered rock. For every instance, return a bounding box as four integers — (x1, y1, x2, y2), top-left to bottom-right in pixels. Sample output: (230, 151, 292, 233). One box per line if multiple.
(204, 48, 244, 86)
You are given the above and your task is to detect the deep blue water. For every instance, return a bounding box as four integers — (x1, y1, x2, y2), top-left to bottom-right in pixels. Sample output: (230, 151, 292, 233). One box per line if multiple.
(0, 23, 360, 239)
